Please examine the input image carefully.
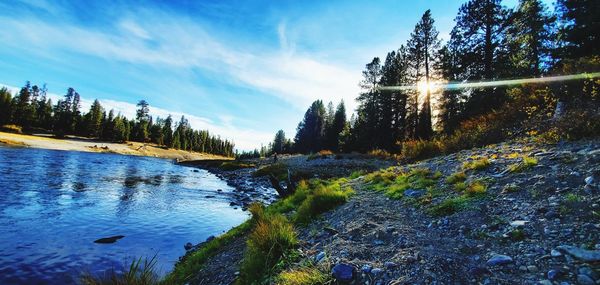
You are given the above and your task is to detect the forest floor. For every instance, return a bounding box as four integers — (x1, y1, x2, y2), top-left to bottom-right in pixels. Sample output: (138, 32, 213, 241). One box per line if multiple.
(0, 131, 229, 161)
(182, 138, 600, 285)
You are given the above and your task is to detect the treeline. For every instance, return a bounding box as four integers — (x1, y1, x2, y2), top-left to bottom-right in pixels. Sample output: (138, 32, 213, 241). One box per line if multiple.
(0, 84, 235, 157)
(245, 0, 599, 158)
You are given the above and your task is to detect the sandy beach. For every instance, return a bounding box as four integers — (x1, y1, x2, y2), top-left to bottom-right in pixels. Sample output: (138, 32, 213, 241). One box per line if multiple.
(0, 131, 230, 161)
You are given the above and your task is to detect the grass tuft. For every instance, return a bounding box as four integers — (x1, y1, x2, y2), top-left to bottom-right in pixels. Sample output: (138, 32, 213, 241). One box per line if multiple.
(239, 204, 298, 284)
(507, 156, 538, 173)
(276, 266, 330, 285)
(428, 196, 471, 216)
(219, 161, 256, 171)
(462, 157, 491, 171)
(446, 171, 467, 184)
(81, 256, 162, 285)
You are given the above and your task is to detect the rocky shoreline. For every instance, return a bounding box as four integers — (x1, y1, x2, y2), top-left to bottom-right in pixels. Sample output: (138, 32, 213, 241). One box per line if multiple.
(177, 138, 600, 285)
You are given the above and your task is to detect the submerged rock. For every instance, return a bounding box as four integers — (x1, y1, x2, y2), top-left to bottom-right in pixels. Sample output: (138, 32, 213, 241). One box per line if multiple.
(94, 235, 125, 244)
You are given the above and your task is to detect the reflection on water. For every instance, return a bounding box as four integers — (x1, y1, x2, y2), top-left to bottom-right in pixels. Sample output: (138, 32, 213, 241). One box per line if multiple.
(0, 146, 249, 284)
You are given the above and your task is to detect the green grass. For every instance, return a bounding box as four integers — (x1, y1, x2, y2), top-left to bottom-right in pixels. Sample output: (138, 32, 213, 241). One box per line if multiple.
(276, 266, 330, 285)
(364, 167, 440, 199)
(446, 171, 467, 184)
(81, 256, 162, 285)
(238, 204, 298, 284)
(428, 196, 472, 216)
(164, 221, 252, 284)
(462, 157, 491, 171)
(349, 170, 366, 179)
(502, 183, 519, 193)
(565, 193, 582, 203)
(465, 180, 487, 196)
(219, 161, 256, 171)
(507, 156, 538, 173)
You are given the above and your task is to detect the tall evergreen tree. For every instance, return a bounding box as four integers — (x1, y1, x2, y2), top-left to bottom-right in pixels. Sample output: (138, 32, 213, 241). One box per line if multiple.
(0, 87, 12, 125)
(507, 0, 555, 76)
(409, 10, 441, 139)
(272, 130, 286, 154)
(450, 0, 510, 117)
(556, 0, 600, 59)
(294, 100, 327, 153)
(87, 99, 104, 137)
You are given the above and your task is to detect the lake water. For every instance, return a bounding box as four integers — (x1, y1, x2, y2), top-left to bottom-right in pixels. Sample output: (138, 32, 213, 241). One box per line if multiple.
(0, 146, 250, 284)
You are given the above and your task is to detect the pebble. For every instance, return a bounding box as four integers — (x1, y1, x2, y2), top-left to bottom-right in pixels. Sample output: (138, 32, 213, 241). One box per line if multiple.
(547, 269, 559, 280)
(538, 280, 552, 285)
(371, 268, 384, 275)
(527, 265, 538, 272)
(486, 254, 514, 266)
(551, 249, 562, 257)
(361, 264, 372, 273)
(578, 267, 599, 280)
(315, 251, 326, 263)
(384, 261, 397, 269)
(584, 176, 594, 185)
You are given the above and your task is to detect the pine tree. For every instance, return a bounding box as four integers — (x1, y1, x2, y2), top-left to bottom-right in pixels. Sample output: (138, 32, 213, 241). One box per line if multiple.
(272, 130, 286, 154)
(450, 0, 510, 118)
(0, 87, 12, 125)
(355, 57, 383, 151)
(294, 100, 327, 153)
(410, 10, 441, 140)
(556, 0, 600, 59)
(87, 99, 104, 137)
(507, 0, 555, 76)
(134, 100, 150, 142)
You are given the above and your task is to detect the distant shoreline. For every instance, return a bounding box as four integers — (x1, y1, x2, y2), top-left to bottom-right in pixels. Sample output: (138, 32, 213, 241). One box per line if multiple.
(0, 131, 231, 161)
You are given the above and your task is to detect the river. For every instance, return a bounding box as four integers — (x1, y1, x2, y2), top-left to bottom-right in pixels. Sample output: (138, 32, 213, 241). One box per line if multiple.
(0, 146, 249, 284)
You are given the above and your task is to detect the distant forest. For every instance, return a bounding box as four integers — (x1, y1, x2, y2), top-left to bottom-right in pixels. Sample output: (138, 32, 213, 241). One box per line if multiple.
(0, 85, 235, 157)
(242, 0, 599, 159)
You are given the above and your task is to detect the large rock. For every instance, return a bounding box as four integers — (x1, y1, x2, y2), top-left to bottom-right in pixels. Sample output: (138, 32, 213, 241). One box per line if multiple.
(332, 263, 354, 282)
(556, 245, 600, 262)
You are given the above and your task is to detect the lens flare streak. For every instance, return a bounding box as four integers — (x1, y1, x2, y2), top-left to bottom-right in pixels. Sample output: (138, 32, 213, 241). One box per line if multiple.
(377, 72, 600, 91)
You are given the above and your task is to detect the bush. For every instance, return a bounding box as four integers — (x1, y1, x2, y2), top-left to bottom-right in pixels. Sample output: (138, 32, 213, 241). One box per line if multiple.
(0, 124, 22, 134)
(240, 207, 297, 283)
(551, 109, 600, 140)
(441, 111, 511, 154)
(401, 139, 442, 161)
(367, 149, 395, 159)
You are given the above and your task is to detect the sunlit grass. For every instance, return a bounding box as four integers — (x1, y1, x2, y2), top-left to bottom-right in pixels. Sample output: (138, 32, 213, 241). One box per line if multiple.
(462, 157, 491, 171)
(276, 266, 330, 285)
(507, 156, 538, 173)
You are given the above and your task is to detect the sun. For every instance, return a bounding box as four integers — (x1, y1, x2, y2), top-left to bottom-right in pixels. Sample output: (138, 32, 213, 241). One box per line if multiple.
(417, 80, 440, 98)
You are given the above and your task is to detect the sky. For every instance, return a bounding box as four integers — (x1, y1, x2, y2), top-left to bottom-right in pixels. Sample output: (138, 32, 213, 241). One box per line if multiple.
(0, 0, 554, 150)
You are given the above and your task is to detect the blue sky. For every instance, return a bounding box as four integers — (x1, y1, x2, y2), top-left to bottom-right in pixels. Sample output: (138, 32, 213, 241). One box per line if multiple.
(0, 0, 553, 150)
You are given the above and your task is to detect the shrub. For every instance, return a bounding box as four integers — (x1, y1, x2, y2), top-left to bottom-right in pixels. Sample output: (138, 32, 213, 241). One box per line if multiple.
(0, 124, 22, 134)
(462, 158, 491, 171)
(367, 148, 395, 159)
(276, 266, 329, 285)
(81, 256, 161, 285)
(552, 109, 600, 140)
(365, 167, 439, 199)
(240, 208, 297, 283)
(401, 139, 442, 161)
(446, 171, 467, 184)
(453, 182, 467, 192)
(441, 111, 511, 154)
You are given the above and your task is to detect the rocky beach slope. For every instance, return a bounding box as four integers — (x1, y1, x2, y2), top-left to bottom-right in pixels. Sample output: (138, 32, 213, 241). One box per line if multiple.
(179, 138, 600, 285)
